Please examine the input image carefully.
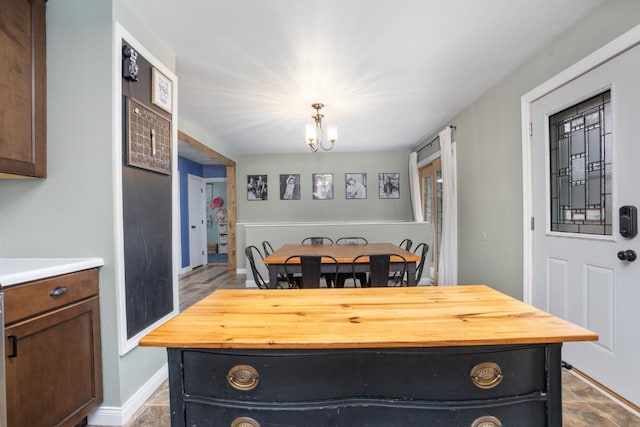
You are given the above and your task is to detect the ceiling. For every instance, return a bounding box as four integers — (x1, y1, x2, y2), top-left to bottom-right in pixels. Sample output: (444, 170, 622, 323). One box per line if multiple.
(121, 0, 605, 162)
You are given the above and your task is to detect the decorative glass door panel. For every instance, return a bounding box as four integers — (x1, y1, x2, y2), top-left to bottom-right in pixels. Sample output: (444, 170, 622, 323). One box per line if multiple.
(548, 90, 612, 235)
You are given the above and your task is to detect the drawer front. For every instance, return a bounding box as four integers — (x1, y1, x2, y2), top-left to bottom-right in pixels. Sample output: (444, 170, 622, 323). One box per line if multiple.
(3, 268, 99, 324)
(183, 399, 547, 427)
(181, 346, 547, 402)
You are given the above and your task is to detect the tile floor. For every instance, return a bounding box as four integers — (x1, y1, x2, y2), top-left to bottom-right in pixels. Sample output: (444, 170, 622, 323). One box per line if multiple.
(93, 265, 640, 426)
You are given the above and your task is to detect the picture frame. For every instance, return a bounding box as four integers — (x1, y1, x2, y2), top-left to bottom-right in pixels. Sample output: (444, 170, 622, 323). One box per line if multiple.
(280, 174, 301, 200)
(345, 173, 367, 199)
(379, 172, 400, 199)
(151, 67, 173, 114)
(247, 175, 268, 200)
(312, 173, 333, 200)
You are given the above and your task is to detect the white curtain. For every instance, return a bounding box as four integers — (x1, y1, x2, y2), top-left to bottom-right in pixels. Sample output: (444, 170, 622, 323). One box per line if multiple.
(409, 152, 424, 222)
(438, 127, 458, 286)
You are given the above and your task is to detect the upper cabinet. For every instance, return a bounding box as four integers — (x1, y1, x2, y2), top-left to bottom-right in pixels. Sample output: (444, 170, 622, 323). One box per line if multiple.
(0, 0, 46, 178)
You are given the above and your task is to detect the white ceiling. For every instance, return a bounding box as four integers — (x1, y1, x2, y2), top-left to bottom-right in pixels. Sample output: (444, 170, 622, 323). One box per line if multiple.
(121, 0, 604, 161)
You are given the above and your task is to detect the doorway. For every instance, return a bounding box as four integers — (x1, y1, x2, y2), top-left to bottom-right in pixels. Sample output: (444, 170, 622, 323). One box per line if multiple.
(205, 179, 228, 263)
(178, 130, 237, 274)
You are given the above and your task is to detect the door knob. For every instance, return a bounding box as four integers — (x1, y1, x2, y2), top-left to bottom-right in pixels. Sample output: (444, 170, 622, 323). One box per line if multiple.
(617, 249, 637, 262)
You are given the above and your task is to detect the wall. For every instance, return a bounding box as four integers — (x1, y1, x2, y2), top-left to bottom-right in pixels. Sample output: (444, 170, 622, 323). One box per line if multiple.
(0, 0, 180, 418)
(430, 0, 640, 299)
(237, 150, 412, 223)
(235, 150, 418, 269)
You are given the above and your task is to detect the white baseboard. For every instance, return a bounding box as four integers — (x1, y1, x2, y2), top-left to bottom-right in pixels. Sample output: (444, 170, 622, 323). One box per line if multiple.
(87, 364, 168, 426)
(236, 267, 246, 275)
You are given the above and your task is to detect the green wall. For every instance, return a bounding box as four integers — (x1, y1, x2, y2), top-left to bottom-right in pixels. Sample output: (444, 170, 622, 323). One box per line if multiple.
(235, 150, 419, 270)
(0, 0, 180, 413)
(237, 150, 413, 223)
(430, 0, 640, 299)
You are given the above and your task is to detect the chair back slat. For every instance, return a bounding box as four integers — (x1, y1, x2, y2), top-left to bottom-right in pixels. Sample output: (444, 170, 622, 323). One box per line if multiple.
(398, 238, 413, 251)
(336, 236, 368, 245)
(285, 255, 338, 288)
(301, 237, 334, 245)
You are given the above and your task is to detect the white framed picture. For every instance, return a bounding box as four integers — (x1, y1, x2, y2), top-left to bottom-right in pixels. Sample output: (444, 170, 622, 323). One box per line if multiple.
(151, 67, 173, 114)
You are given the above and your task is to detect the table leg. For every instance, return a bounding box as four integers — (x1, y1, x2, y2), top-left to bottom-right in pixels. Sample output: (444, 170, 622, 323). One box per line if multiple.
(268, 265, 278, 289)
(407, 263, 417, 286)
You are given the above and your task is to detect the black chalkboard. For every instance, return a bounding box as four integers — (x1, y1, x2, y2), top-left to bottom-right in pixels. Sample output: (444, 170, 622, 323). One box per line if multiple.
(122, 40, 174, 339)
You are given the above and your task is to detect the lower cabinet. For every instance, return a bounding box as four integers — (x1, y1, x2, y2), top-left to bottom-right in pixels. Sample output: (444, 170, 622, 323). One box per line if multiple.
(167, 344, 563, 427)
(3, 268, 102, 427)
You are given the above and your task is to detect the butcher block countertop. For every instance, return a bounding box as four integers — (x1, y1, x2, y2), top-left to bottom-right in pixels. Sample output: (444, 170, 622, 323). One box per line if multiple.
(140, 285, 597, 349)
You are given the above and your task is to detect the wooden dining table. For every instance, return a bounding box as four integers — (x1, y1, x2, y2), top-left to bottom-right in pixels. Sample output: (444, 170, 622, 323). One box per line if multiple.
(263, 242, 421, 288)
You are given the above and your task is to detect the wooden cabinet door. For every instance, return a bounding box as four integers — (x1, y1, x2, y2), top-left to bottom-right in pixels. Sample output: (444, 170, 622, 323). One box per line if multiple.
(4, 297, 102, 427)
(0, 0, 46, 178)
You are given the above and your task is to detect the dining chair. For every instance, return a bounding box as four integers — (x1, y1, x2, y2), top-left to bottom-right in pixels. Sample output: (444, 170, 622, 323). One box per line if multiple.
(263, 240, 298, 284)
(398, 238, 413, 251)
(262, 240, 275, 257)
(245, 245, 271, 289)
(301, 237, 334, 245)
(389, 239, 413, 284)
(336, 236, 368, 245)
(406, 243, 429, 286)
(353, 253, 407, 287)
(284, 255, 338, 288)
(335, 236, 368, 286)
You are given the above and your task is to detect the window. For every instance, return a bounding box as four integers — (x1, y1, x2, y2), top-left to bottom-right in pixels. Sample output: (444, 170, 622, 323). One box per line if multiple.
(420, 158, 442, 284)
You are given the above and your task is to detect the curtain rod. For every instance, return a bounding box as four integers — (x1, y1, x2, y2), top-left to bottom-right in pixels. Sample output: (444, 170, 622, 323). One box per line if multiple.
(418, 125, 456, 152)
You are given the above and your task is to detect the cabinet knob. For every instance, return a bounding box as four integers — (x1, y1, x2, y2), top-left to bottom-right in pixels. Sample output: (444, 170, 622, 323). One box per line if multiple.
(470, 362, 503, 389)
(471, 415, 503, 427)
(227, 365, 260, 391)
(231, 416, 260, 427)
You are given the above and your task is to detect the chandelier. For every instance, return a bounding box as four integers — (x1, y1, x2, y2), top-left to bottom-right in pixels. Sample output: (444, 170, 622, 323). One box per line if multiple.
(305, 103, 337, 152)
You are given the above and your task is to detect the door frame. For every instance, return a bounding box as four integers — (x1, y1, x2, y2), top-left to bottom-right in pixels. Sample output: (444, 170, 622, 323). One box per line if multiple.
(520, 24, 640, 304)
(178, 130, 238, 272)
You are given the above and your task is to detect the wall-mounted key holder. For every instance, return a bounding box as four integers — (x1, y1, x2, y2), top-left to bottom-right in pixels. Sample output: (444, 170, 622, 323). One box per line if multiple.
(126, 97, 172, 175)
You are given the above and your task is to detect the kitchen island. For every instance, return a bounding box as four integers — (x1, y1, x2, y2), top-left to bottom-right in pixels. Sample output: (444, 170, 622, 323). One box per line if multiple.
(140, 285, 597, 427)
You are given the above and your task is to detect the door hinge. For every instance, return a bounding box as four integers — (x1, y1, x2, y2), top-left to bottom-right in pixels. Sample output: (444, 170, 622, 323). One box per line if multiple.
(531, 217, 535, 231)
(529, 122, 533, 137)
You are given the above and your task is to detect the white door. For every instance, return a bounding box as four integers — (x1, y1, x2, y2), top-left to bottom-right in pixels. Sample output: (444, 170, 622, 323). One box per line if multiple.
(531, 43, 640, 407)
(188, 174, 206, 268)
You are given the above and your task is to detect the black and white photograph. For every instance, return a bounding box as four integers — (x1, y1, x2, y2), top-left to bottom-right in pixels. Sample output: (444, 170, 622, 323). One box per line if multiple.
(280, 174, 300, 200)
(379, 172, 400, 199)
(345, 173, 367, 199)
(312, 173, 333, 200)
(247, 174, 268, 200)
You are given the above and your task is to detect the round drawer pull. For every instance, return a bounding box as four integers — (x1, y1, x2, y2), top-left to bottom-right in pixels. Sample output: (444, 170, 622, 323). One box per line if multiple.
(231, 416, 261, 427)
(470, 362, 503, 389)
(227, 365, 260, 391)
(471, 415, 502, 427)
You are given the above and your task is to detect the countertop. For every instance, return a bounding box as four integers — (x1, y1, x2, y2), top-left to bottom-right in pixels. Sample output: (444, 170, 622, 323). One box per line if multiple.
(0, 258, 104, 288)
(140, 285, 598, 350)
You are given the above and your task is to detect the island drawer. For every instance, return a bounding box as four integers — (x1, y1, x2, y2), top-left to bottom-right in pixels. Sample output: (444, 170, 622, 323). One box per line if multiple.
(181, 345, 547, 402)
(183, 398, 548, 427)
(3, 268, 99, 325)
